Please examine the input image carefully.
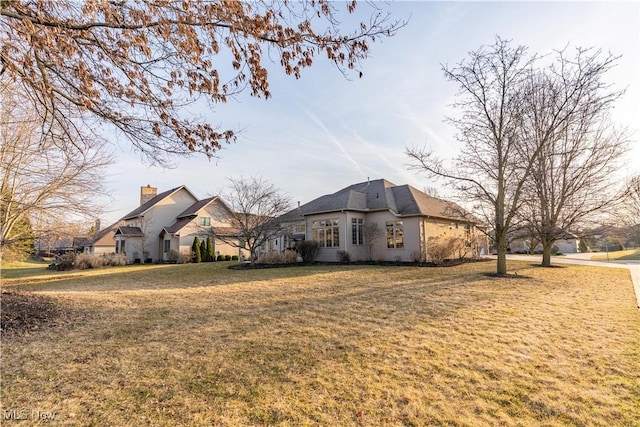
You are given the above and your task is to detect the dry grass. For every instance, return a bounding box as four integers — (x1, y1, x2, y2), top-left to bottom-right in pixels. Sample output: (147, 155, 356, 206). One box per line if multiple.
(1, 261, 639, 426)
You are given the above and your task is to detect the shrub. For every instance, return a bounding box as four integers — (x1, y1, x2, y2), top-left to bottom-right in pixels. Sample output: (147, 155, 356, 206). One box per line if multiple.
(297, 240, 320, 263)
(427, 236, 459, 264)
(231, 255, 239, 261)
(101, 253, 127, 266)
(200, 240, 207, 262)
(224, 255, 231, 261)
(75, 253, 102, 270)
(178, 250, 192, 264)
(205, 237, 214, 262)
(192, 237, 201, 263)
(336, 250, 351, 263)
(256, 250, 298, 264)
(217, 254, 224, 261)
(49, 252, 76, 271)
(167, 249, 180, 263)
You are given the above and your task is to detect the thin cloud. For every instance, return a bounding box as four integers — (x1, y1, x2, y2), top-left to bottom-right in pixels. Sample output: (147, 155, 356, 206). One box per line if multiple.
(304, 110, 366, 176)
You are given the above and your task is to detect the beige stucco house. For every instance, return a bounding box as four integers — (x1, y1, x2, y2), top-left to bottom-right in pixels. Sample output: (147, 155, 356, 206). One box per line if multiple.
(113, 185, 240, 263)
(272, 179, 487, 262)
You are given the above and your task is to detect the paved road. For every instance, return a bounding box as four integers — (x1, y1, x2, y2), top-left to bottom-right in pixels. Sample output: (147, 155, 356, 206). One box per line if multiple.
(485, 254, 640, 310)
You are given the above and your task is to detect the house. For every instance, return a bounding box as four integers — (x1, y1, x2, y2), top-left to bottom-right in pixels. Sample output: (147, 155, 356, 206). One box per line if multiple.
(84, 220, 123, 255)
(159, 196, 239, 260)
(509, 231, 582, 254)
(272, 179, 487, 262)
(113, 185, 240, 263)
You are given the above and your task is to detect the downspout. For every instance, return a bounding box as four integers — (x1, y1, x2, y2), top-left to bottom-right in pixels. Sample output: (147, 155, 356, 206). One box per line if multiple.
(423, 217, 428, 263)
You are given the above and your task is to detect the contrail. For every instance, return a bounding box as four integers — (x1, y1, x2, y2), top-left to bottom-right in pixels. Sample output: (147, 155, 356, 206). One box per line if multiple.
(305, 110, 366, 175)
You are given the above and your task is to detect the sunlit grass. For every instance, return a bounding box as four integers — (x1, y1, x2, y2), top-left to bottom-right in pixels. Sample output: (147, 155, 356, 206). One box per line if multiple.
(591, 248, 640, 261)
(2, 261, 639, 426)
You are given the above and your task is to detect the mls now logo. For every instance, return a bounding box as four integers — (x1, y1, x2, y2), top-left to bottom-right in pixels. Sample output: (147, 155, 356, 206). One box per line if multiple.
(4, 408, 29, 420)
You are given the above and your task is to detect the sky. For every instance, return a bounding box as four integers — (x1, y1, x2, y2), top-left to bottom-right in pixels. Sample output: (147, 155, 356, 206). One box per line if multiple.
(101, 1, 640, 225)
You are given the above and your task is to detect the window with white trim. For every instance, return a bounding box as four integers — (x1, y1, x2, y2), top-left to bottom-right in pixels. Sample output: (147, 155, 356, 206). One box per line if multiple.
(386, 221, 404, 248)
(312, 219, 340, 247)
(352, 218, 364, 245)
(198, 217, 211, 226)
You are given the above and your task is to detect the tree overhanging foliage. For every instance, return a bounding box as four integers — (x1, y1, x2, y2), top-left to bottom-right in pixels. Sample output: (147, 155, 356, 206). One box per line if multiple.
(1, 0, 403, 165)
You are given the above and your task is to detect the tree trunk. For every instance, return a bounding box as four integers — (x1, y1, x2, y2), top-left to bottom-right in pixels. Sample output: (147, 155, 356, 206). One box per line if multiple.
(541, 241, 553, 267)
(496, 230, 508, 275)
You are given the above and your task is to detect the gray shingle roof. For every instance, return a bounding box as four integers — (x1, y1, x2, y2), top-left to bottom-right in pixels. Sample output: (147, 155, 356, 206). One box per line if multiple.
(176, 196, 218, 219)
(279, 179, 477, 223)
(114, 226, 143, 236)
(161, 217, 193, 234)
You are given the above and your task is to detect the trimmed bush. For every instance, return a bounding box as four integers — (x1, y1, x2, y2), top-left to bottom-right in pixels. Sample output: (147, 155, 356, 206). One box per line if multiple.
(231, 255, 239, 261)
(224, 255, 231, 261)
(205, 237, 214, 262)
(256, 250, 298, 264)
(192, 237, 201, 263)
(217, 254, 224, 261)
(297, 240, 320, 263)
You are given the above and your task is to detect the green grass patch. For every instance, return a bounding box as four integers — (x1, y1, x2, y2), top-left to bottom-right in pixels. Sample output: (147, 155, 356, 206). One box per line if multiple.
(1, 261, 639, 426)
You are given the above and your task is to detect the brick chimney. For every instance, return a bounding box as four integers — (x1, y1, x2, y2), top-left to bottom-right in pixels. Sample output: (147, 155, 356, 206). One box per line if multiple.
(140, 185, 157, 206)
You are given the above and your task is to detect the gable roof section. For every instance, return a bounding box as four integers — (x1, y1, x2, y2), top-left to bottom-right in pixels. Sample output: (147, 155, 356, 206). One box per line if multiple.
(278, 179, 395, 221)
(90, 220, 123, 246)
(176, 196, 219, 219)
(122, 185, 197, 220)
(279, 178, 478, 223)
(161, 217, 193, 235)
(114, 226, 144, 237)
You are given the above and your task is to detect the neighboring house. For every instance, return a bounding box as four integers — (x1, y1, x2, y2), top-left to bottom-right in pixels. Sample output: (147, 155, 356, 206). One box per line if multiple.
(113, 185, 240, 263)
(509, 231, 582, 254)
(160, 196, 240, 261)
(85, 220, 123, 255)
(272, 179, 487, 262)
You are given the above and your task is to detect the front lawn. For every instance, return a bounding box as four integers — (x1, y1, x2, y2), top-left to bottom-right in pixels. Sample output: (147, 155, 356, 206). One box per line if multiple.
(1, 262, 638, 426)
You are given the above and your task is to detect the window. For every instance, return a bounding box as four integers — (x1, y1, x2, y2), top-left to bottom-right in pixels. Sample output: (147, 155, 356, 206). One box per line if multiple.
(163, 239, 171, 253)
(352, 218, 364, 245)
(198, 217, 211, 226)
(312, 219, 340, 247)
(386, 221, 404, 248)
(116, 240, 125, 254)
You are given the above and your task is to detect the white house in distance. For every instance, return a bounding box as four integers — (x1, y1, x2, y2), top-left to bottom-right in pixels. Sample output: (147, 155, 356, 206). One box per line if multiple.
(113, 185, 239, 263)
(509, 231, 582, 254)
(272, 178, 487, 262)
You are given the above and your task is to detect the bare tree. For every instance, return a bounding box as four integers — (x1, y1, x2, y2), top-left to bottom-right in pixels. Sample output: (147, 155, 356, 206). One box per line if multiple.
(363, 221, 383, 261)
(615, 175, 640, 247)
(0, 83, 113, 257)
(621, 175, 640, 226)
(407, 38, 538, 275)
(407, 38, 628, 274)
(218, 176, 291, 263)
(516, 48, 627, 266)
(1, 1, 403, 165)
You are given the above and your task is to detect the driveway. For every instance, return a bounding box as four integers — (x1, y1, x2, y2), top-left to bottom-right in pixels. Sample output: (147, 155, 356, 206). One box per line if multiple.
(486, 254, 640, 310)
